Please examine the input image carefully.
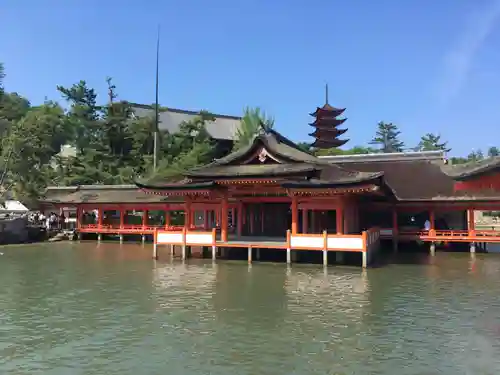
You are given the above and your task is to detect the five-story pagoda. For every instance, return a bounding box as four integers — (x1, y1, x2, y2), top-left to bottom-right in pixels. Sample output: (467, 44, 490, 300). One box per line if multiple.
(309, 84, 348, 149)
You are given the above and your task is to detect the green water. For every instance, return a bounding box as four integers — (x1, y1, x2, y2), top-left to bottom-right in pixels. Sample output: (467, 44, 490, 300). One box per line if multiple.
(1, 243, 500, 374)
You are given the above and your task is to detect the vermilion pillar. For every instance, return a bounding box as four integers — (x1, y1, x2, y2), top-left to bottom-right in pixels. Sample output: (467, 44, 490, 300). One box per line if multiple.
(203, 210, 208, 230)
(429, 209, 435, 230)
(165, 210, 170, 228)
(97, 207, 103, 228)
(291, 195, 298, 235)
(221, 195, 229, 242)
(392, 207, 399, 253)
(142, 210, 148, 229)
(77, 206, 82, 229)
(336, 203, 344, 234)
(302, 209, 308, 234)
(185, 200, 191, 230)
(237, 203, 243, 236)
(119, 207, 125, 229)
(467, 209, 475, 231)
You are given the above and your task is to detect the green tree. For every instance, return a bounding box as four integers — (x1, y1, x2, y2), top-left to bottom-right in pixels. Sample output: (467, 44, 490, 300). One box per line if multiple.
(0, 62, 4, 97)
(488, 146, 499, 158)
(147, 112, 217, 182)
(296, 142, 312, 153)
(1, 102, 66, 199)
(369, 121, 404, 153)
(234, 107, 274, 150)
(416, 133, 451, 152)
(467, 149, 484, 162)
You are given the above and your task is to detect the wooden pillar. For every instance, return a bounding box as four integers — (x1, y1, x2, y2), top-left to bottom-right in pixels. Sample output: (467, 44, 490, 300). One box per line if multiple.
(203, 210, 208, 230)
(467, 209, 475, 231)
(142, 209, 148, 229)
(429, 209, 435, 230)
(231, 208, 235, 229)
(336, 203, 344, 234)
(302, 209, 308, 234)
(291, 195, 298, 235)
(392, 208, 399, 253)
(165, 210, 170, 228)
(76, 206, 82, 229)
(250, 208, 254, 235)
(237, 203, 243, 236)
(260, 207, 264, 234)
(221, 194, 229, 242)
(119, 207, 125, 229)
(185, 199, 191, 230)
(97, 207, 103, 229)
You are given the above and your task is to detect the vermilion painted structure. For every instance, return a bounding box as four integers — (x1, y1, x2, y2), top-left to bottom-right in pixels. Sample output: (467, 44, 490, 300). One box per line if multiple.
(43, 127, 500, 267)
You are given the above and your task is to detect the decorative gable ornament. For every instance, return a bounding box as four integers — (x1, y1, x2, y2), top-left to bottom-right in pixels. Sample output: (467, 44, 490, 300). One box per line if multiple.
(258, 148, 268, 163)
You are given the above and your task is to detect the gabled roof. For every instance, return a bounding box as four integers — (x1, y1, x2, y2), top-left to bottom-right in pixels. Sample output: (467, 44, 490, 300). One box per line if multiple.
(130, 104, 241, 141)
(137, 128, 383, 190)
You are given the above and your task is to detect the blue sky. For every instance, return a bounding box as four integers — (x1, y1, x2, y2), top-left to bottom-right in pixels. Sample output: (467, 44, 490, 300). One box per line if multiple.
(2, 0, 500, 156)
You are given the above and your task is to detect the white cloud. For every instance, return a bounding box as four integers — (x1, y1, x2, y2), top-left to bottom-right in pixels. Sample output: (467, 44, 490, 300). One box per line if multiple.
(437, 0, 500, 104)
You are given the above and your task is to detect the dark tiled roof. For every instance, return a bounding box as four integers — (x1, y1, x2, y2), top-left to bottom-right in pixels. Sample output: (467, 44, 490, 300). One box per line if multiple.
(334, 160, 453, 200)
(208, 130, 321, 166)
(443, 157, 500, 180)
(138, 129, 383, 189)
(186, 163, 317, 178)
(42, 185, 174, 204)
(330, 159, 500, 201)
(130, 104, 241, 141)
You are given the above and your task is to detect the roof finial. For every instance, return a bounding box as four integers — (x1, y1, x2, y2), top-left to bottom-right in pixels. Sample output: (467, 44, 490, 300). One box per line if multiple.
(325, 83, 329, 105)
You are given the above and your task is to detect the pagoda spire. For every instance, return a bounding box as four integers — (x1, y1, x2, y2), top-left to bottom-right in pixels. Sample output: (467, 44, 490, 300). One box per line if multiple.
(309, 85, 348, 149)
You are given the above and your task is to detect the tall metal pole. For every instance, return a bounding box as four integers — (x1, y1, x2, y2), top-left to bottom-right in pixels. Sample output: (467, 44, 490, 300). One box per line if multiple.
(153, 26, 160, 172)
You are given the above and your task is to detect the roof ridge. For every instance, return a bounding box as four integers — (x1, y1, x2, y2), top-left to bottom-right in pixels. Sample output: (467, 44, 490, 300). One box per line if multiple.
(129, 102, 242, 120)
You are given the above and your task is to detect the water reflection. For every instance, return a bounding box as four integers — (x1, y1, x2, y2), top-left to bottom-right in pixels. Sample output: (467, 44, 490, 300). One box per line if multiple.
(2, 244, 500, 374)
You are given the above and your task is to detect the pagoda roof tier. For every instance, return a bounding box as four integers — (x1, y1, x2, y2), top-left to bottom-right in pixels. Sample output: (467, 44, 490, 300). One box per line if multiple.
(309, 117, 347, 127)
(311, 138, 349, 149)
(309, 104, 345, 118)
(308, 128, 348, 138)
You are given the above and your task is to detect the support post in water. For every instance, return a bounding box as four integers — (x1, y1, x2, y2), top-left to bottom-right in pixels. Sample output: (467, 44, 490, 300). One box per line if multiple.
(470, 242, 476, 253)
(286, 230, 291, 264)
(430, 242, 436, 256)
(182, 228, 187, 260)
(153, 229, 158, 260)
(247, 246, 252, 263)
(322, 230, 328, 267)
(211, 229, 217, 260)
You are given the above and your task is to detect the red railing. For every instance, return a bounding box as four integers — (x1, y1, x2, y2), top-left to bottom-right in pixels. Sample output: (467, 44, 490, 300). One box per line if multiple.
(380, 228, 500, 242)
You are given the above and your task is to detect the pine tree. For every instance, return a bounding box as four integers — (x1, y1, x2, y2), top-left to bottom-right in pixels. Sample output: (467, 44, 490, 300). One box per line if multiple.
(416, 133, 451, 152)
(369, 121, 404, 153)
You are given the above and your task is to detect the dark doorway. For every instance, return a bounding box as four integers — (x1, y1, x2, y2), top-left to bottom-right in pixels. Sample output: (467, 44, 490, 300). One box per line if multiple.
(243, 203, 291, 237)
